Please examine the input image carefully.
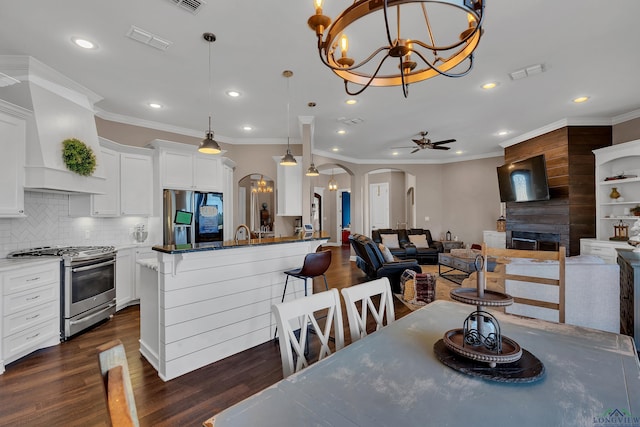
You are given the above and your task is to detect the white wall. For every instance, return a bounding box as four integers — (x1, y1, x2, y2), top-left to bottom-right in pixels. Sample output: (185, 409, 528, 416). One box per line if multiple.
(0, 191, 158, 257)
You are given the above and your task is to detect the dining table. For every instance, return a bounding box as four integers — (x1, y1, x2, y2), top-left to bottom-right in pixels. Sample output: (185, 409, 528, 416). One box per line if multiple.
(203, 300, 640, 427)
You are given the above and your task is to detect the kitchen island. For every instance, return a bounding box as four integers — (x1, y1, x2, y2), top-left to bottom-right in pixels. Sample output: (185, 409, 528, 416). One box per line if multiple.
(138, 234, 328, 381)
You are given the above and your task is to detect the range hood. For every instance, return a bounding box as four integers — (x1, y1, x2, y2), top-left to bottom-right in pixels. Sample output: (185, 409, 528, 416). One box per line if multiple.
(0, 56, 106, 194)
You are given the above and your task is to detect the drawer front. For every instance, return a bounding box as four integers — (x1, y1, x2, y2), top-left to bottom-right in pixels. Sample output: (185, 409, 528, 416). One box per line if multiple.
(585, 244, 611, 255)
(3, 300, 58, 336)
(3, 283, 58, 315)
(3, 320, 59, 361)
(3, 263, 59, 295)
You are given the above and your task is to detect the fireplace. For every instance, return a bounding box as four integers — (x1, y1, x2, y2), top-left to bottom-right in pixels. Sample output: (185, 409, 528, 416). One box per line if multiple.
(508, 231, 561, 252)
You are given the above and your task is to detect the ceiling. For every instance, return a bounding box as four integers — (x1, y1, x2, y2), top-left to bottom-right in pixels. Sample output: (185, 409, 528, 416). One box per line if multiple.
(1, 1, 639, 164)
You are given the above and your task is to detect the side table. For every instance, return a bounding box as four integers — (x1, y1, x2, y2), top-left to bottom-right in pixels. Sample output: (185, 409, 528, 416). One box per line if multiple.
(441, 240, 464, 253)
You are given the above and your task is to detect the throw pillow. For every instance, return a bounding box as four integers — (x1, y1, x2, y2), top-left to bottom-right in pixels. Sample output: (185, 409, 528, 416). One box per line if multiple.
(378, 244, 395, 262)
(408, 234, 429, 248)
(380, 233, 400, 248)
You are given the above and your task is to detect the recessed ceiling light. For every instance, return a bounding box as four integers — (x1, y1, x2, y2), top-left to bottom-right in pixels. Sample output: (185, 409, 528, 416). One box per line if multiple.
(226, 90, 241, 98)
(392, 151, 399, 156)
(148, 103, 162, 109)
(337, 130, 346, 135)
(455, 150, 463, 155)
(497, 130, 509, 136)
(345, 99, 358, 105)
(71, 37, 97, 49)
(242, 125, 252, 131)
(573, 96, 589, 103)
(481, 82, 497, 90)
(332, 147, 339, 152)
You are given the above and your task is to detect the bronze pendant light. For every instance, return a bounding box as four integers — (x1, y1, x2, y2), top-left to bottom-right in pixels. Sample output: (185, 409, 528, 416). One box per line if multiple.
(199, 32, 221, 154)
(280, 70, 297, 166)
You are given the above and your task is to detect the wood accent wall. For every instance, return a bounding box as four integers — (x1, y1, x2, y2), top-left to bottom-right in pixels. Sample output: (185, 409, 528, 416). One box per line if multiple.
(504, 126, 611, 255)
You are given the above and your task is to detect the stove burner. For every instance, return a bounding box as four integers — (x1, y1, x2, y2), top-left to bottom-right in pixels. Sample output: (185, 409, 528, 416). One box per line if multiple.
(8, 245, 116, 260)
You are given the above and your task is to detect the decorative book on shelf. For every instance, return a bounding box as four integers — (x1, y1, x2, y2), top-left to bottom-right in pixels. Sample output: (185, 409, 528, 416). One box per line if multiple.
(604, 174, 638, 181)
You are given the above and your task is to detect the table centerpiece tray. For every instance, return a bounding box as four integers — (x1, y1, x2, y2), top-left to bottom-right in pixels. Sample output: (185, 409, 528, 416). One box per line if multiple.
(449, 288, 513, 307)
(434, 338, 545, 383)
(442, 328, 523, 365)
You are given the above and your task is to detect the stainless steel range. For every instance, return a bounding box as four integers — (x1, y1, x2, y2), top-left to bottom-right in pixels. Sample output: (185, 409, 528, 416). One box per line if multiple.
(8, 246, 117, 340)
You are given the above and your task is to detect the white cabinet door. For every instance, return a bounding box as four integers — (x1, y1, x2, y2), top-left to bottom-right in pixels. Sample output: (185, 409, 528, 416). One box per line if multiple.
(162, 150, 194, 189)
(116, 248, 135, 310)
(0, 109, 26, 217)
(135, 247, 156, 300)
(121, 153, 153, 215)
(194, 155, 221, 191)
(90, 147, 120, 216)
(276, 157, 302, 216)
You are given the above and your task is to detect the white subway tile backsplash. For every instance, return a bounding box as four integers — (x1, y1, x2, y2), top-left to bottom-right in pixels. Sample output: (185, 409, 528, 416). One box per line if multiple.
(0, 192, 157, 257)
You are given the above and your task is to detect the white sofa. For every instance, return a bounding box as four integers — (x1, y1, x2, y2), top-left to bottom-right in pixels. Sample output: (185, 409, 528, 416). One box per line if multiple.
(501, 255, 619, 333)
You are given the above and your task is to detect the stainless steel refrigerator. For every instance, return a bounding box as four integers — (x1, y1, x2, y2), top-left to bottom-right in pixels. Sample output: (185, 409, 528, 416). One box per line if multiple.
(163, 189, 224, 245)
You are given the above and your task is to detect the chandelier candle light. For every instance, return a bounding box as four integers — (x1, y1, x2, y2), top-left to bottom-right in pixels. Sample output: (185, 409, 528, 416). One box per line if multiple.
(307, 0, 485, 97)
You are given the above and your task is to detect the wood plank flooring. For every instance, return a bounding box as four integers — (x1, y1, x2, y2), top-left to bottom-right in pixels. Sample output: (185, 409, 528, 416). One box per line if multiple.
(0, 246, 453, 426)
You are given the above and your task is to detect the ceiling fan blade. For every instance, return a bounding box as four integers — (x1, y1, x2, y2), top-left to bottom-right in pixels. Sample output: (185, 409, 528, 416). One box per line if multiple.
(391, 146, 418, 149)
(432, 146, 451, 150)
(411, 148, 420, 154)
(432, 139, 456, 145)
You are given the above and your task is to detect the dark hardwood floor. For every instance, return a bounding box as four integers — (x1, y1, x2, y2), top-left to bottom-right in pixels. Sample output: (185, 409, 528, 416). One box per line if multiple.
(0, 245, 414, 427)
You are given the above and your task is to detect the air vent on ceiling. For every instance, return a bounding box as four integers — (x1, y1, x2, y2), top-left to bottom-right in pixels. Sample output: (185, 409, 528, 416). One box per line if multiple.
(339, 117, 364, 126)
(126, 26, 172, 51)
(509, 64, 546, 81)
(168, 0, 205, 14)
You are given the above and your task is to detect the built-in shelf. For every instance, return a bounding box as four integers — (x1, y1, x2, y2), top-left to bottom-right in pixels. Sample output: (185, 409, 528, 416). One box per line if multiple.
(600, 177, 640, 185)
(601, 216, 640, 220)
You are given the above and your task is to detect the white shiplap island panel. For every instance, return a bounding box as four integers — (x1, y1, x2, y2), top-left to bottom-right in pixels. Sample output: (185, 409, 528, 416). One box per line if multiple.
(139, 238, 326, 381)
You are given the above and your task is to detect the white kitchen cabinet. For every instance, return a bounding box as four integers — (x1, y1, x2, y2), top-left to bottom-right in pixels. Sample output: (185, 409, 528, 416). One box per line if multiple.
(0, 101, 29, 218)
(153, 140, 222, 191)
(483, 230, 506, 248)
(274, 156, 302, 216)
(116, 247, 136, 310)
(120, 153, 153, 215)
(1, 260, 61, 374)
(593, 139, 640, 241)
(69, 139, 153, 217)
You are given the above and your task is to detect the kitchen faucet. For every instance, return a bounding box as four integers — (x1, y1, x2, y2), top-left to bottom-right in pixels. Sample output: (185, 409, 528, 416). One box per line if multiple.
(235, 224, 252, 244)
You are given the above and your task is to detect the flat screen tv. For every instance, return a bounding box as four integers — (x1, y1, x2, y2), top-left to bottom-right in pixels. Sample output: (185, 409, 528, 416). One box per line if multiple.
(497, 154, 550, 202)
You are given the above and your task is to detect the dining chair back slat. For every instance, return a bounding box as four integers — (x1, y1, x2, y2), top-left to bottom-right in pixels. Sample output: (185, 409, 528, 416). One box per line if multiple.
(341, 277, 395, 343)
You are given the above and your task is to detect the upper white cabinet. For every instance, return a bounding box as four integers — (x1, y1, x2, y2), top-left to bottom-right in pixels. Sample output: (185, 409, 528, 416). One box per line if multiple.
(274, 156, 302, 216)
(120, 152, 153, 215)
(0, 101, 29, 218)
(593, 139, 640, 241)
(69, 138, 153, 217)
(153, 140, 221, 191)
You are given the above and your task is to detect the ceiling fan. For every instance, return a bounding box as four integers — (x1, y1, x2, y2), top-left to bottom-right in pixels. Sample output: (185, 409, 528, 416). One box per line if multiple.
(395, 131, 456, 153)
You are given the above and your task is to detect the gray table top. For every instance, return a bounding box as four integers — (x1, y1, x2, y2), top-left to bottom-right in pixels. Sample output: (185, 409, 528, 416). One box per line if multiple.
(206, 300, 640, 427)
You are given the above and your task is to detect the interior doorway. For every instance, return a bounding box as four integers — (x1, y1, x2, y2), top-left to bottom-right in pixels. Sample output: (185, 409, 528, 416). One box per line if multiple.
(313, 192, 322, 232)
(369, 182, 389, 234)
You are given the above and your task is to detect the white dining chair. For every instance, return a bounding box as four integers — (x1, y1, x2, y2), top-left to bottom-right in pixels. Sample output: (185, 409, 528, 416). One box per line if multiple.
(341, 277, 395, 343)
(272, 288, 344, 378)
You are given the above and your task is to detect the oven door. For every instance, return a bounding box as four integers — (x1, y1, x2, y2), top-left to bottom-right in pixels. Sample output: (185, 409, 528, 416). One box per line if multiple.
(65, 255, 116, 319)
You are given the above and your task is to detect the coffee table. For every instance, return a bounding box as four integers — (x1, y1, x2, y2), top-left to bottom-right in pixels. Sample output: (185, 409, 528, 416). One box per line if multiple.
(438, 252, 478, 285)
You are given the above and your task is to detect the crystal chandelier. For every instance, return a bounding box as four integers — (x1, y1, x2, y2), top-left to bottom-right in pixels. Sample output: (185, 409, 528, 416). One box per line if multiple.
(307, 0, 485, 97)
(252, 175, 273, 193)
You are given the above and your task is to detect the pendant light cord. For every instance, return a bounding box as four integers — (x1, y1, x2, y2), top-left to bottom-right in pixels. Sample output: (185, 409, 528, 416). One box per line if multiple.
(286, 75, 291, 150)
(208, 37, 212, 130)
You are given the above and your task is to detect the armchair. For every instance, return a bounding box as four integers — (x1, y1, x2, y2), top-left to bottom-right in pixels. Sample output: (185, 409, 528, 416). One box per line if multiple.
(349, 233, 422, 293)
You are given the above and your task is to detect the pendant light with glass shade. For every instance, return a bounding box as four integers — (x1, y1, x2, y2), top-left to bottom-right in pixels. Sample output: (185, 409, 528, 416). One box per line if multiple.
(280, 70, 297, 166)
(328, 168, 338, 191)
(306, 138, 319, 176)
(199, 32, 222, 155)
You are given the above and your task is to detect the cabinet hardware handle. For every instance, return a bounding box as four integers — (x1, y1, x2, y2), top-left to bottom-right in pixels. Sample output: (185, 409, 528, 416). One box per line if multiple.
(26, 295, 40, 301)
(26, 333, 40, 340)
(27, 276, 41, 282)
(26, 314, 40, 320)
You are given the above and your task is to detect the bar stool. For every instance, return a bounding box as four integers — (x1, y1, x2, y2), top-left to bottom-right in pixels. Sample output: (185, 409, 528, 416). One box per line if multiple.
(281, 249, 331, 301)
(274, 250, 332, 341)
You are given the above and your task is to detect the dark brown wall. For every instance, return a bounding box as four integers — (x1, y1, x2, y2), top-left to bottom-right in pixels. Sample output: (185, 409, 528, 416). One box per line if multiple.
(504, 126, 611, 255)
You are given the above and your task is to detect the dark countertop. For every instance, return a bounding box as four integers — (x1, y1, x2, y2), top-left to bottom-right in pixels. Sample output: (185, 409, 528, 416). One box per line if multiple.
(152, 232, 329, 254)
